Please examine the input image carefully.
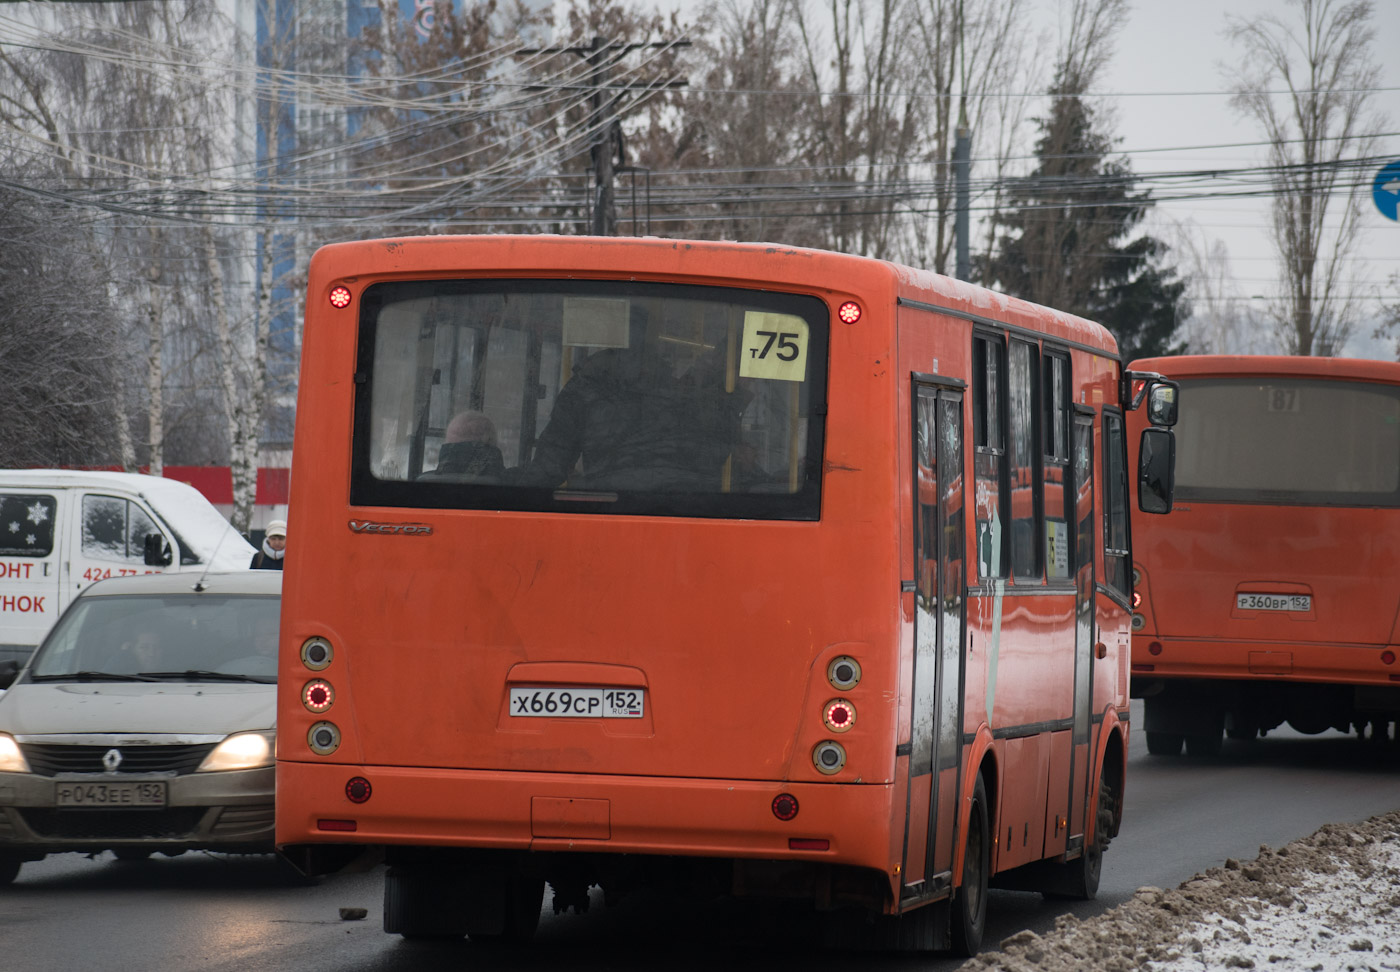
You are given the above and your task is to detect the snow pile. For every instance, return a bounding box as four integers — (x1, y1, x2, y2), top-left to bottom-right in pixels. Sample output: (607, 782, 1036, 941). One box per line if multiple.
(961, 810, 1400, 972)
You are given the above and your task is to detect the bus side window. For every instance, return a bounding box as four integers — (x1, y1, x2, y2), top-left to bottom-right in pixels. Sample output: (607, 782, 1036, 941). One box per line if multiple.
(1043, 352, 1071, 581)
(973, 334, 1008, 579)
(1102, 411, 1131, 598)
(1009, 340, 1041, 582)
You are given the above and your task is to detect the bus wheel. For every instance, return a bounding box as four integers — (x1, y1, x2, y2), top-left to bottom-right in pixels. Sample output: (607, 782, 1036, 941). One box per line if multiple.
(383, 866, 467, 940)
(1145, 731, 1183, 756)
(1185, 732, 1223, 757)
(950, 774, 989, 957)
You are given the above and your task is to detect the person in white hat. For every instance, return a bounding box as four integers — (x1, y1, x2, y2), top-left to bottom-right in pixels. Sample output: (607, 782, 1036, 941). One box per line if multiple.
(250, 519, 287, 570)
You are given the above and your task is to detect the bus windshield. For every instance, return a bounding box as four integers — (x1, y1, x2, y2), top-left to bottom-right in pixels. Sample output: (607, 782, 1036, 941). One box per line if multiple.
(350, 279, 829, 519)
(1175, 376, 1400, 506)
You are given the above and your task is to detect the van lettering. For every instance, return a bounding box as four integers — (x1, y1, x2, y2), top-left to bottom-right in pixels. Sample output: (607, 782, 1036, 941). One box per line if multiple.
(0, 561, 33, 579)
(0, 595, 44, 613)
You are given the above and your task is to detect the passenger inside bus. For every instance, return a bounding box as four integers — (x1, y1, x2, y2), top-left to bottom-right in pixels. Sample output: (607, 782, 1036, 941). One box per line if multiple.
(506, 306, 749, 492)
(427, 410, 505, 479)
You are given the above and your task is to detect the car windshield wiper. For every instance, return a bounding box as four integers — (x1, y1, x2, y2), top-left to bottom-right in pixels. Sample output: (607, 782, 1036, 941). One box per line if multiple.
(30, 671, 162, 682)
(140, 670, 276, 684)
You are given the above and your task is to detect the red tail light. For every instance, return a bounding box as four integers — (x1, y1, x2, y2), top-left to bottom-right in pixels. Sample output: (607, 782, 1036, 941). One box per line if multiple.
(789, 838, 830, 851)
(772, 793, 799, 821)
(329, 286, 352, 308)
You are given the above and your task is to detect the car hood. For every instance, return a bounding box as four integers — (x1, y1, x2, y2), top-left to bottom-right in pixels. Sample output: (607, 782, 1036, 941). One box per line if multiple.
(0, 682, 274, 736)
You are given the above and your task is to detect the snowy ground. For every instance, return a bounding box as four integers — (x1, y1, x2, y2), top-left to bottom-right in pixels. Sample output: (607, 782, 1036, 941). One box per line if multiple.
(960, 809, 1400, 972)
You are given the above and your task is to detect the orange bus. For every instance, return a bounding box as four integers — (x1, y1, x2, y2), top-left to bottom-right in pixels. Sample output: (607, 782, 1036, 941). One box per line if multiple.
(275, 236, 1176, 954)
(1128, 354, 1400, 756)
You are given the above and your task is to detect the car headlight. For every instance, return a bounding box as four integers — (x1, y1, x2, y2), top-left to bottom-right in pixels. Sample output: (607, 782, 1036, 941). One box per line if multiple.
(0, 733, 30, 773)
(197, 731, 275, 772)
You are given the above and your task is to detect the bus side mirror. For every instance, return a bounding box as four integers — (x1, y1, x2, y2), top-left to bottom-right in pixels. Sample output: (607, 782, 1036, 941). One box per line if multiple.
(1147, 382, 1178, 427)
(143, 533, 173, 567)
(1138, 428, 1175, 514)
(0, 659, 18, 690)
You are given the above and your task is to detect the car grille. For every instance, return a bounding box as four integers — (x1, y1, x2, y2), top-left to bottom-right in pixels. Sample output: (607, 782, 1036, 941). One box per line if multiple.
(212, 804, 275, 836)
(21, 808, 208, 840)
(19, 743, 216, 777)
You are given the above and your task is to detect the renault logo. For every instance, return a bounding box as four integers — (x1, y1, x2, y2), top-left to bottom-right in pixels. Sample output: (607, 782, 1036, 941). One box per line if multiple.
(102, 748, 122, 772)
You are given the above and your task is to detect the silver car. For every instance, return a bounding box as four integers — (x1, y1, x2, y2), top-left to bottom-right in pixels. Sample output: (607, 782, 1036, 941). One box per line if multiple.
(0, 570, 280, 884)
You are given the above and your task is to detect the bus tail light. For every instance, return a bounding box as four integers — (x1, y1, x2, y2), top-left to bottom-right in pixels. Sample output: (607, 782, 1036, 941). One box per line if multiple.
(1148, 641, 1163, 656)
(318, 819, 357, 832)
(301, 637, 333, 671)
(837, 301, 862, 324)
(827, 656, 861, 690)
(789, 838, 829, 851)
(329, 285, 352, 308)
(823, 699, 856, 733)
(308, 721, 341, 755)
(1131, 614, 1146, 632)
(771, 793, 799, 821)
(813, 741, 846, 775)
(345, 777, 372, 803)
(302, 679, 334, 713)
(1382, 650, 1396, 666)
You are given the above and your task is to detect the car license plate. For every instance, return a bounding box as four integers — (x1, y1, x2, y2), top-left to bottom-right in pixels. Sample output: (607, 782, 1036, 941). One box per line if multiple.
(54, 781, 167, 807)
(509, 686, 644, 719)
(1236, 593, 1311, 612)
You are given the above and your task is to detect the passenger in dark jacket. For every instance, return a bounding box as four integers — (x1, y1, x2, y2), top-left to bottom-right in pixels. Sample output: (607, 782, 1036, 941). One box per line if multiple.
(509, 313, 747, 492)
(250, 519, 286, 570)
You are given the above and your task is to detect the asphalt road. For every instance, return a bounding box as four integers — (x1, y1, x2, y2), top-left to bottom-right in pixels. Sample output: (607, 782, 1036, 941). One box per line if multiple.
(4, 701, 1398, 972)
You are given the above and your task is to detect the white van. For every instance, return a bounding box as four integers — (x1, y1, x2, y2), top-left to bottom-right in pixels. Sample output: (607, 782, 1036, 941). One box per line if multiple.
(0, 470, 256, 667)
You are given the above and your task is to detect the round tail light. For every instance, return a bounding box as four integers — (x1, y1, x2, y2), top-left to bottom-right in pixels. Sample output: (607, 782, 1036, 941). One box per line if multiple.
(345, 777, 372, 803)
(812, 740, 846, 775)
(827, 655, 861, 691)
(771, 793, 799, 821)
(302, 679, 334, 713)
(823, 699, 856, 733)
(301, 637, 333, 671)
(329, 285, 352, 308)
(307, 721, 341, 755)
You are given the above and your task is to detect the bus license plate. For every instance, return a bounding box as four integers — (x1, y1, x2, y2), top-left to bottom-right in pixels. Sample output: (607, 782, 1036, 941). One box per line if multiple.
(55, 781, 167, 807)
(509, 687, 644, 719)
(1236, 593, 1311, 612)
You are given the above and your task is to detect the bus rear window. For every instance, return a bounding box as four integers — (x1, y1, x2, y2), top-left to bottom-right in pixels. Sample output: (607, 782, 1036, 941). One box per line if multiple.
(1175, 377, 1400, 506)
(350, 280, 829, 519)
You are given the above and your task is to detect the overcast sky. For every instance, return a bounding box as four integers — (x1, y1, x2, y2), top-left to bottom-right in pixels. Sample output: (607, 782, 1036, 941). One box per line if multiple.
(1086, 0, 1400, 356)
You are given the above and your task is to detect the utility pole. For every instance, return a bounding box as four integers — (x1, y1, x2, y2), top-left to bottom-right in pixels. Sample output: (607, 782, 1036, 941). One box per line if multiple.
(954, 124, 971, 281)
(521, 36, 687, 236)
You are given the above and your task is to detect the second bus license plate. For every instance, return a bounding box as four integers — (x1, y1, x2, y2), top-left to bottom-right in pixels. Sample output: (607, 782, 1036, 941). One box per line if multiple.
(55, 780, 167, 807)
(510, 686, 644, 719)
(1236, 593, 1311, 612)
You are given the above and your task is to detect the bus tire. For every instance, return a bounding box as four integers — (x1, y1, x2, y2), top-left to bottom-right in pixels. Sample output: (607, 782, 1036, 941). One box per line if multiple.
(1145, 731, 1183, 756)
(383, 866, 467, 940)
(950, 774, 989, 957)
(1185, 731, 1223, 757)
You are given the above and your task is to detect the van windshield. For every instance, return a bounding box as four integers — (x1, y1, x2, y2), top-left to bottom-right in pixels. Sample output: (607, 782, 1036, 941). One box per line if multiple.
(29, 594, 280, 682)
(350, 280, 829, 519)
(1175, 377, 1400, 506)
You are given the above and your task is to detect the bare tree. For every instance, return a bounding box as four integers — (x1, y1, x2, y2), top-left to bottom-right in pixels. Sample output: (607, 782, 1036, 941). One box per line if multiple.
(1224, 0, 1387, 356)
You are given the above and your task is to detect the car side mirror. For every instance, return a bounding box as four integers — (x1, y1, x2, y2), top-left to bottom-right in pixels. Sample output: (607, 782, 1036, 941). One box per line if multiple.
(1138, 427, 1175, 514)
(143, 533, 173, 567)
(1147, 382, 1179, 427)
(0, 659, 18, 690)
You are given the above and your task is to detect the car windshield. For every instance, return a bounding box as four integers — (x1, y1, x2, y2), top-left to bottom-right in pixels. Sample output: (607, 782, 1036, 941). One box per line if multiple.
(27, 593, 280, 683)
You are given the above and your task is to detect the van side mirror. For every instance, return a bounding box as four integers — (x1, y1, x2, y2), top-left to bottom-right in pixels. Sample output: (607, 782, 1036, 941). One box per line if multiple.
(143, 533, 173, 567)
(0, 659, 18, 690)
(1147, 382, 1179, 427)
(1138, 428, 1175, 514)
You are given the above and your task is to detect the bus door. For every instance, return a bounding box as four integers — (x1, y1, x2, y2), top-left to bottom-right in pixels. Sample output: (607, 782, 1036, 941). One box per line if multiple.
(1066, 409, 1096, 846)
(906, 378, 967, 898)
